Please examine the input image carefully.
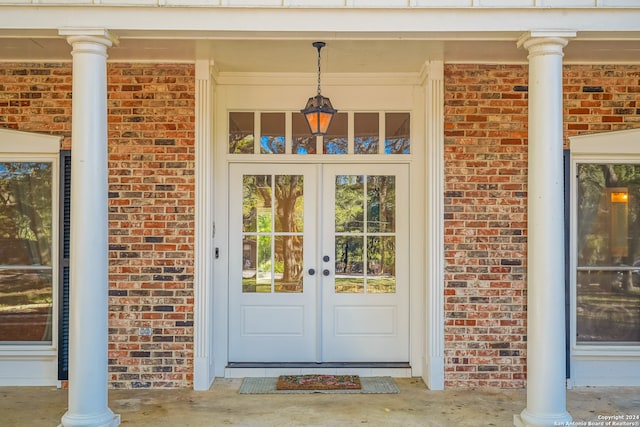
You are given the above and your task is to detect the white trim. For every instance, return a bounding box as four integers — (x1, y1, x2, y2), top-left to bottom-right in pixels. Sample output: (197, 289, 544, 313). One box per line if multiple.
(423, 60, 445, 390)
(568, 128, 640, 387)
(0, 350, 58, 386)
(224, 367, 412, 378)
(210, 80, 428, 378)
(193, 59, 216, 390)
(570, 127, 640, 155)
(0, 128, 61, 153)
(212, 86, 230, 378)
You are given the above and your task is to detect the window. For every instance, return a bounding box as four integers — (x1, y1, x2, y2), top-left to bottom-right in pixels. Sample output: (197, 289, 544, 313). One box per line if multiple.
(0, 128, 60, 385)
(0, 161, 55, 344)
(228, 111, 410, 156)
(570, 128, 640, 387)
(575, 163, 640, 344)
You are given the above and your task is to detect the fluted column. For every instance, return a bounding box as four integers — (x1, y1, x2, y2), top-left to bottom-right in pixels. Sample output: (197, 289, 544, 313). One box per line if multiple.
(424, 60, 445, 390)
(59, 28, 120, 427)
(514, 31, 575, 427)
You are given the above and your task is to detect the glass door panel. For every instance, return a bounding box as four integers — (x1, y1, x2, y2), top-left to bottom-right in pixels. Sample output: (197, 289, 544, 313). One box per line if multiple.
(322, 163, 409, 363)
(334, 174, 397, 294)
(241, 174, 304, 294)
(229, 164, 317, 362)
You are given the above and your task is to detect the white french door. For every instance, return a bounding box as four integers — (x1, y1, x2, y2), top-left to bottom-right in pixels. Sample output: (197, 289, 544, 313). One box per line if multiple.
(228, 163, 409, 363)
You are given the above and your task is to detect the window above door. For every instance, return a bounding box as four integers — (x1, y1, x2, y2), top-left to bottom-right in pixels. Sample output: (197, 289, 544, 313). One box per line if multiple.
(228, 111, 410, 156)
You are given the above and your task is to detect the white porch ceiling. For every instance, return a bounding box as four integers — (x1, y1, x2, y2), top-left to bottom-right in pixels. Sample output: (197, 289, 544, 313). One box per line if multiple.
(1, 36, 640, 73)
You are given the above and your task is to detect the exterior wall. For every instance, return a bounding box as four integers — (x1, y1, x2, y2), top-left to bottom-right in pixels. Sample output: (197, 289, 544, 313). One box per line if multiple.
(443, 63, 640, 388)
(106, 63, 195, 389)
(0, 62, 196, 389)
(2, 62, 639, 389)
(444, 64, 529, 388)
(563, 65, 640, 145)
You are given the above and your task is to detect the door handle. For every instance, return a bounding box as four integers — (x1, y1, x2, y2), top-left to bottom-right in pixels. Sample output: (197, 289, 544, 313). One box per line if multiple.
(308, 268, 316, 276)
(323, 269, 330, 276)
(323, 255, 330, 262)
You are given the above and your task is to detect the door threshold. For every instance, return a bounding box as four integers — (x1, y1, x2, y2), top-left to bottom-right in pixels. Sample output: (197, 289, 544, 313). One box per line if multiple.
(225, 362, 412, 378)
(228, 362, 410, 368)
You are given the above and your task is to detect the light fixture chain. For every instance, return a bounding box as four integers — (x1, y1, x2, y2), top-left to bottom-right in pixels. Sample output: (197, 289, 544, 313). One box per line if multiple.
(316, 44, 322, 96)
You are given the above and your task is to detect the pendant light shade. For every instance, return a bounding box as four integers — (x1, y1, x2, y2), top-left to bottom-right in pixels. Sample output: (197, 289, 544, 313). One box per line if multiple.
(301, 42, 337, 136)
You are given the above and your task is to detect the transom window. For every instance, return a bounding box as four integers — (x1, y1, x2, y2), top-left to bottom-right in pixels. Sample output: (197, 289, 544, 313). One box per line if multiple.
(228, 111, 410, 155)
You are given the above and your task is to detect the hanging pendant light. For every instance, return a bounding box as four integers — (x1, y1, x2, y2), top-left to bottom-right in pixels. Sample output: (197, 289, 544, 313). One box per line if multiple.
(301, 41, 337, 136)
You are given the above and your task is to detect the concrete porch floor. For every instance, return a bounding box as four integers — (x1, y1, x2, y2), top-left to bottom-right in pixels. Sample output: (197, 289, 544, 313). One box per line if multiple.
(1, 378, 639, 426)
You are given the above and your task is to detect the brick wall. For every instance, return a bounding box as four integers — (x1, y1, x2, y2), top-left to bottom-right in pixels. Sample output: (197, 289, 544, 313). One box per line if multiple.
(564, 65, 640, 144)
(0, 62, 196, 389)
(0, 63, 73, 148)
(106, 63, 195, 388)
(444, 64, 529, 388)
(1, 61, 638, 390)
(443, 64, 640, 388)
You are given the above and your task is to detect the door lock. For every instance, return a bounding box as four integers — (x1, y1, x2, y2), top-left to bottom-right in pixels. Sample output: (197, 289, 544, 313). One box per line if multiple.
(308, 268, 316, 276)
(323, 269, 330, 276)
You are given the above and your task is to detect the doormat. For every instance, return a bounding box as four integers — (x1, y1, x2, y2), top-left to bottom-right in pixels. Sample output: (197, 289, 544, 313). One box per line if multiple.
(277, 374, 361, 390)
(239, 376, 399, 394)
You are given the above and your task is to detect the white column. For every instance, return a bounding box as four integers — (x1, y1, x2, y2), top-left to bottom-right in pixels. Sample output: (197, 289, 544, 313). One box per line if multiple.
(514, 31, 575, 427)
(59, 28, 120, 427)
(423, 60, 445, 390)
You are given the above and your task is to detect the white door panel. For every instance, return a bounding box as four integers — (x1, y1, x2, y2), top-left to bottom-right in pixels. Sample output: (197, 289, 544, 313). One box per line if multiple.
(228, 163, 317, 362)
(321, 164, 409, 362)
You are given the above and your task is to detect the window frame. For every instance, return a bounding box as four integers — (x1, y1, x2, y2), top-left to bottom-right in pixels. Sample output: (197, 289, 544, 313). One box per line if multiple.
(569, 128, 640, 386)
(0, 129, 60, 361)
(228, 110, 411, 157)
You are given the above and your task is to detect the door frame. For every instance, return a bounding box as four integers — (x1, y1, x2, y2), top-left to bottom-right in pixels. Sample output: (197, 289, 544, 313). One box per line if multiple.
(192, 61, 446, 389)
(227, 162, 411, 364)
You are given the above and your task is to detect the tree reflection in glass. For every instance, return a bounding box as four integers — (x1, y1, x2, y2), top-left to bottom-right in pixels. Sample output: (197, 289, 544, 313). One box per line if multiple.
(576, 163, 640, 343)
(241, 174, 304, 293)
(0, 162, 53, 343)
(334, 174, 396, 294)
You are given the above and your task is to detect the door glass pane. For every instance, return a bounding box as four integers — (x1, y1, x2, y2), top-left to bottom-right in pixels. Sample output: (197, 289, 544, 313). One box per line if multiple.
(576, 163, 640, 344)
(354, 113, 379, 154)
(256, 235, 272, 292)
(323, 113, 348, 155)
(242, 236, 258, 292)
(229, 112, 255, 154)
(274, 175, 304, 232)
(367, 175, 395, 233)
(367, 236, 396, 293)
(274, 236, 303, 293)
(385, 113, 410, 154)
(260, 112, 285, 154)
(335, 236, 364, 293)
(292, 113, 316, 155)
(242, 175, 272, 233)
(334, 173, 398, 294)
(242, 174, 304, 294)
(0, 162, 53, 343)
(335, 175, 364, 233)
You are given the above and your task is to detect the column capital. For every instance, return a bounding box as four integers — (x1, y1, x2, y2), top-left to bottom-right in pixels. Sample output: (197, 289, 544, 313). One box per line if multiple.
(59, 28, 118, 51)
(517, 31, 576, 58)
